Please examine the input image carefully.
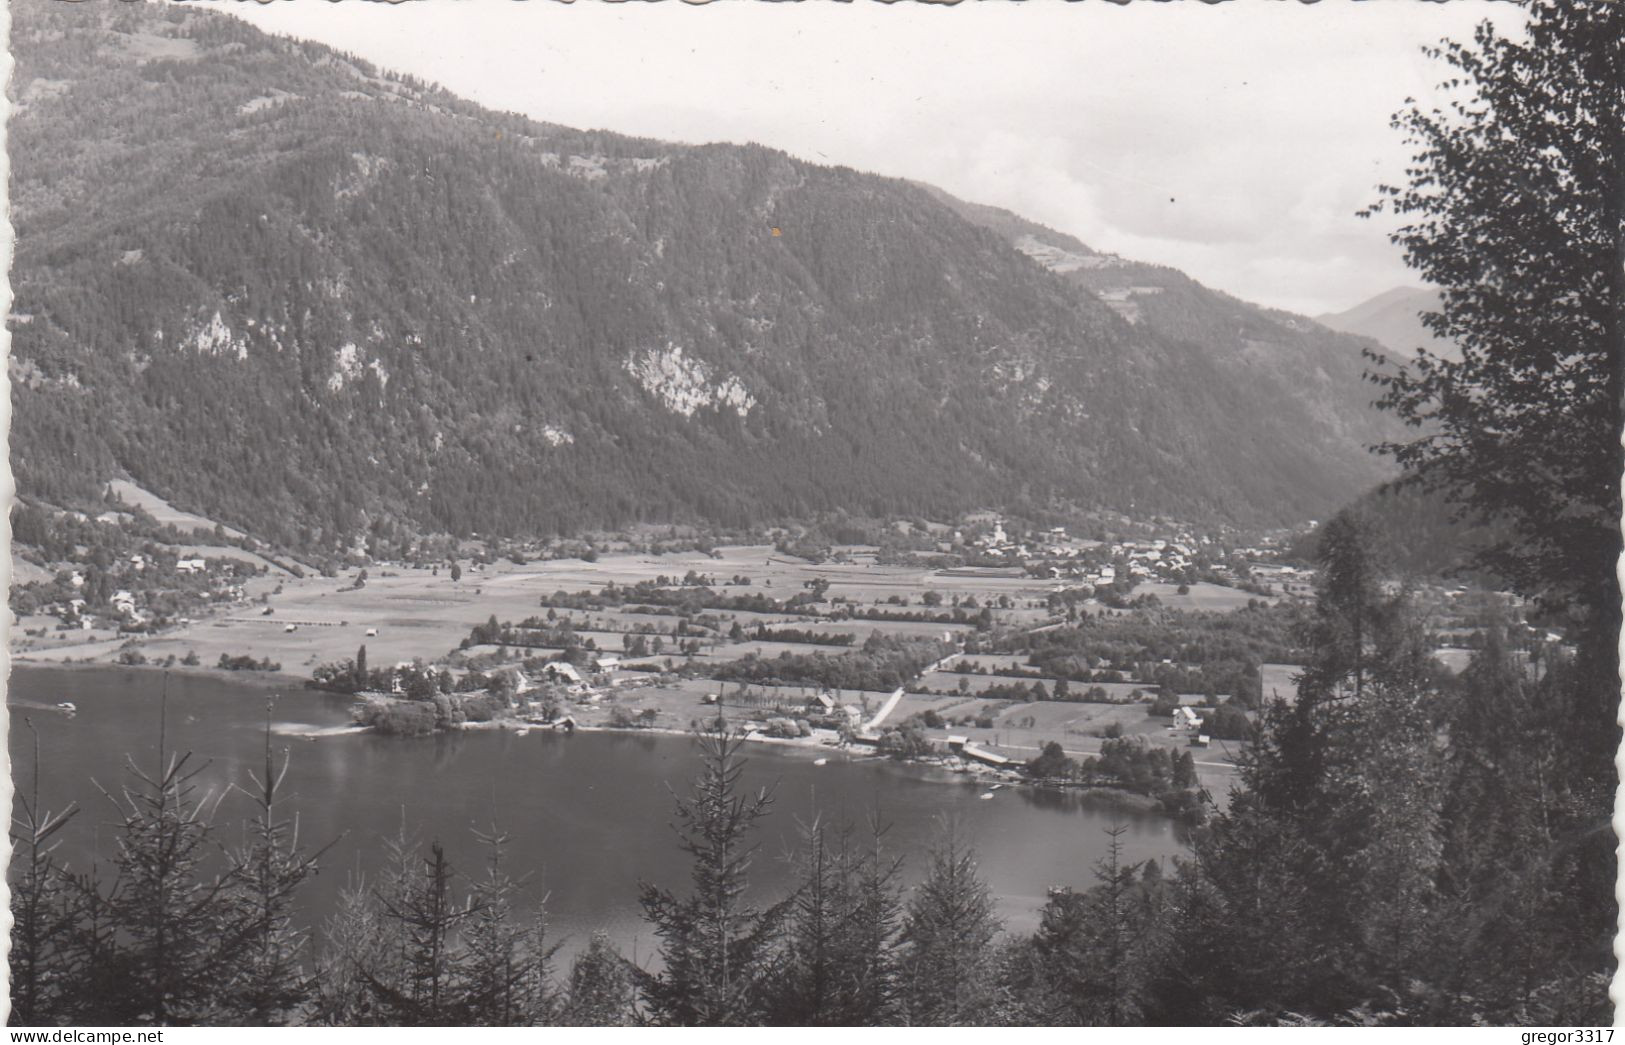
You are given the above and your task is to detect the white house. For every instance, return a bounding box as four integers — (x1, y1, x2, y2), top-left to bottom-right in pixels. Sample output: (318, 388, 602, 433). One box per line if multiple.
(543, 662, 584, 685)
(176, 558, 207, 574)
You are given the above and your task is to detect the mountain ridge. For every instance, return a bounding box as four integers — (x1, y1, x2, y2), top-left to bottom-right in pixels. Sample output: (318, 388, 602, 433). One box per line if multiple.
(10, 1, 1398, 554)
(1316, 285, 1455, 361)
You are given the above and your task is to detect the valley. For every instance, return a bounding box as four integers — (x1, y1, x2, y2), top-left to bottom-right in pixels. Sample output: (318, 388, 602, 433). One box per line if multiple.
(15, 518, 1315, 805)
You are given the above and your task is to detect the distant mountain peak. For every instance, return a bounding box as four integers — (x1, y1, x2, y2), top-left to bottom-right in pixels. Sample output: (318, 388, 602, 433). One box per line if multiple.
(1316, 285, 1455, 359)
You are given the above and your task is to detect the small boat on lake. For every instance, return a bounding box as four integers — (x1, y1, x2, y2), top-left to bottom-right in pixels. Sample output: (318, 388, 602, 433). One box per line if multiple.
(813, 758, 828, 766)
(56, 701, 76, 714)
(978, 791, 996, 800)
(516, 728, 530, 737)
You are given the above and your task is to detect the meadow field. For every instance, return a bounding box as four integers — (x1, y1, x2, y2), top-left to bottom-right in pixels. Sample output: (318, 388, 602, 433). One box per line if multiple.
(13, 544, 1266, 791)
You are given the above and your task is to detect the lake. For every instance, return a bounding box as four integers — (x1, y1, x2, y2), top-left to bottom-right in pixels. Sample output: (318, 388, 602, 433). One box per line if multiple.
(8, 665, 1189, 964)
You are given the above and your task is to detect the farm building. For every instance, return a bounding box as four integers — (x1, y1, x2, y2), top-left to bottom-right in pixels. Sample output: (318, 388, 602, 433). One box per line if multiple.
(960, 742, 1015, 768)
(543, 661, 584, 685)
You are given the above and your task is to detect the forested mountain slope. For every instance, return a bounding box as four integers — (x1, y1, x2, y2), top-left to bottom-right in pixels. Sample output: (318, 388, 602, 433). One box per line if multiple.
(919, 188, 1405, 457)
(11, 2, 1396, 553)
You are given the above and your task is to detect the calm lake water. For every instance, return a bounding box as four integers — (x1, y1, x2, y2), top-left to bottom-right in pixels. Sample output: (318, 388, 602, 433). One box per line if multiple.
(8, 666, 1188, 962)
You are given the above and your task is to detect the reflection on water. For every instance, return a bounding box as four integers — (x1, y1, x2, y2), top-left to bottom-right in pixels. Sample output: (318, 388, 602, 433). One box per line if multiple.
(9, 665, 1189, 959)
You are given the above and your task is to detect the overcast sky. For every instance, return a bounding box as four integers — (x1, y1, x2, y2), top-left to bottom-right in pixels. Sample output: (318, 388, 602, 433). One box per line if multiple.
(228, 0, 1521, 317)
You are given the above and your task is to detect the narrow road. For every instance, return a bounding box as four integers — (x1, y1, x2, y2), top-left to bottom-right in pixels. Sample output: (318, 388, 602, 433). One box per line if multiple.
(863, 687, 906, 733)
(863, 650, 961, 732)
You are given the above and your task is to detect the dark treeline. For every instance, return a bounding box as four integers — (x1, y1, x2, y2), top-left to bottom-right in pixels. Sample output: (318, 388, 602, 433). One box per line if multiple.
(836, 605, 990, 627)
(710, 634, 950, 694)
(539, 582, 824, 618)
(755, 624, 855, 647)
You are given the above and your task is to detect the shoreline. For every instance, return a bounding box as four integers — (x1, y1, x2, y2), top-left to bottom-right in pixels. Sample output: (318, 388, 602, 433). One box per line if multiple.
(459, 718, 1176, 812)
(15, 659, 1212, 820)
(10, 657, 309, 693)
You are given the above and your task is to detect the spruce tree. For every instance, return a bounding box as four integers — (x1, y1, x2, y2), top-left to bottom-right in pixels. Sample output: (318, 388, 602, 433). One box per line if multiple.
(845, 815, 906, 1024)
(898, 822, 1000, 1025)
(57, 862, 124, 1026)
(1028, 825, 1155, 1026)
(373, 840, 479, 1025)
(314, 874, 394, 1025)
(8, 720, 80, 1026)
(459, 825, 554, 1026)
(765, 815, 903, 1026)
(637, 719, 789, 1025)
(561, 932, 635, 1026)
(316, 825, 471, 1026)
(764, 818, 846, 1025)
(92, 697, 243, 1024)
(217, 713, 335, 1024)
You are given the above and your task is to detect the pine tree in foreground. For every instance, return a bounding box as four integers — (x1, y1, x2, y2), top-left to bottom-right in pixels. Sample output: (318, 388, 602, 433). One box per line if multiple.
(560, 931, 636, 1026)
(1029, 824, 1152, 1026)
(217, 710, 336, 1024)
(637, 719, 790, 1026)
(898, 821, 1001, 1026)
(374, 840, 481, 1024)
(314, 872, 394, 1025)
(764, 814, 904, 1026)
(91, 703, 242, 1024)
(8, 720, 80, 1026)
(459, 825, 556, 1026)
